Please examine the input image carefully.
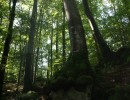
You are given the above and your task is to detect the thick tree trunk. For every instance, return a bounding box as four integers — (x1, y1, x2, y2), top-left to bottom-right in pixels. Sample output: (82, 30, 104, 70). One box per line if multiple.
(51, 0, 93, 94)
(82, 0, 113, 63)
(23, 0, 37, 92)
(0, 0, 17, 98)
(63, 0, 91, 70)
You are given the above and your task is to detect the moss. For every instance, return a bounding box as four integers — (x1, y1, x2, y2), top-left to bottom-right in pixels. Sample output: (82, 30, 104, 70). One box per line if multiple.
(50, 76, 70, 91)
(48, 52, 93, 92)
(66, 70, 77, 78)
(54, 59, 89, 79)
(75, 75, 93, 91)
(76, 75, 93, 85)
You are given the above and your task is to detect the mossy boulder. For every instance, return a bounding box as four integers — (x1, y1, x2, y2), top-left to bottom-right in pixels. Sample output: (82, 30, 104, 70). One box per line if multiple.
(75, 75, 93, 91)
(50, 76, 70, 91)
(76, 75, 93, 85)
(50, 88, 90, 100)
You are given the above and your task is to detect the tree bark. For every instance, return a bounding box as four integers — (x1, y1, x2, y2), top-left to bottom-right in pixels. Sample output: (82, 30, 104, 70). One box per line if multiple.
(34, 3, 43, 83)
(56, 19, 59, 59)
(62, 3, 66, 66)
(0, 0, 17, 98)
(23, 0, 37, 92)
(17, 33, 23, 92)
(63, 0, 90, 69)
(82, 0, 113, 63)
(50, 19, 54, 77)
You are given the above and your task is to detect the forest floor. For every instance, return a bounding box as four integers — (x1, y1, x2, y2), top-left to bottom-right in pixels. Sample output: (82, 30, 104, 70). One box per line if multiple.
(2, 64, 130, 100)
(2, 83, 22, 100)
(2, 83, 46, 100)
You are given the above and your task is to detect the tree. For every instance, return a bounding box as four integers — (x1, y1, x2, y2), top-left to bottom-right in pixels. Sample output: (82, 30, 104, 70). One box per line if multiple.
(23, 0, 37, 92)
(34, 3, 44, 83)
(50, 18, 54, 77)
(0, 0, 17, 98)
(63, 0, 91, 73)
(121, 0, 130, 21)
(82, 0, 114, 63)
(62, 3, 66, 66)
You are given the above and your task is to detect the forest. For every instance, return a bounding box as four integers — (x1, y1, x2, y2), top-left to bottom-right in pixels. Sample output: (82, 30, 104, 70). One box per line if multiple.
(0, 0, 130, 100)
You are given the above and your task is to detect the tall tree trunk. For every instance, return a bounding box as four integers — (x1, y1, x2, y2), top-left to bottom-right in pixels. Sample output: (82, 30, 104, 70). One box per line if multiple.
(23, 0, 37, 92)
(63, 0, 91, 72)
(47, 50, 50, 79)
(0, 0, 17, 98)
(82, 0, 113, 63)
(34, 3, 43, 83)
(62, 3, 66, 66)
(56, 19, 59, 59)
(0, 12, 2, 25)
(17, 33, 23, 92)
(50, 19, 54, 77)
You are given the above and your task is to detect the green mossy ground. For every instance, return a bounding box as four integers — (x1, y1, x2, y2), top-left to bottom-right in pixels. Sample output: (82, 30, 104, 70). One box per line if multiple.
(46, 48, 130, 100)
(47, 52, 93, 92)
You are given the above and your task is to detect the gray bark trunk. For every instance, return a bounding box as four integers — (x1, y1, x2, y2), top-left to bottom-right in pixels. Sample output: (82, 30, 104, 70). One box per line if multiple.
(64, 0, 88, 53)
(63, 0, 91, 72)
(23, 0, 37, 92)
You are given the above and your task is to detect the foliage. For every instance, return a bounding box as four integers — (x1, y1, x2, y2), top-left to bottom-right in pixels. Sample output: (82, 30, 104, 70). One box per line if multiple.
(0, 0, 129, 82)
(0, 0, 130, 99)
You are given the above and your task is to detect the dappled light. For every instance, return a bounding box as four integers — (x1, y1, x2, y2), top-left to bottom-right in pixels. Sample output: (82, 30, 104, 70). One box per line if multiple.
(0, 0, 130, 100)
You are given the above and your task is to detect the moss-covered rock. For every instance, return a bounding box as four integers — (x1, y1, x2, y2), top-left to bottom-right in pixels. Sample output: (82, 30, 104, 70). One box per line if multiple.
(50, 88, 90, 100)
(50, 76, 70, 91)
(75, 75, 93, 91)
